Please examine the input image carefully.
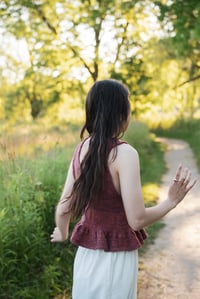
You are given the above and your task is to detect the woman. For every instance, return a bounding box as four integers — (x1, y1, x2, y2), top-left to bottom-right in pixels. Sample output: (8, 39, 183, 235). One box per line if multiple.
(51, 79, 196, 299)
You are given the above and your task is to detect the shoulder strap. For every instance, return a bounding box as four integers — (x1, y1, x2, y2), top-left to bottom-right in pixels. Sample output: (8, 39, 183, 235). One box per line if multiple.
(108, 138, 127, 150)
(105, 139, 127, 160)
(116, 139, 127, 146)
(72, 139, 127, 178)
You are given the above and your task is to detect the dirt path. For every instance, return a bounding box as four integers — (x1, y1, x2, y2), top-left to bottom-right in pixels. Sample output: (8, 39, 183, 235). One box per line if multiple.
(138, 138, 200, 299)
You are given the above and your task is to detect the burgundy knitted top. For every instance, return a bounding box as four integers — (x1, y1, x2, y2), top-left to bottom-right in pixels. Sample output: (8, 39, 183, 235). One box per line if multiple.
(70, 138, 147, 252)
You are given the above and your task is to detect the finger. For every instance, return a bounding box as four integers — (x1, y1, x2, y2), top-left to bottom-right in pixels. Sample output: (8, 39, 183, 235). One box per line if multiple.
(183, 171, 192, 186)
(182, 168, 189, 180)
(175, 164, 182, 181)
(51, 237, 60, 243)
(186, 178, 197, 192)
(180, 168, 189, 184)
(50, 236, 56, 243)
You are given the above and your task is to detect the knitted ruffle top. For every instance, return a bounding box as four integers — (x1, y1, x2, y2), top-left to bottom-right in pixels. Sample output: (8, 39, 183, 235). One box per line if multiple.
(70, 139, 147, 252)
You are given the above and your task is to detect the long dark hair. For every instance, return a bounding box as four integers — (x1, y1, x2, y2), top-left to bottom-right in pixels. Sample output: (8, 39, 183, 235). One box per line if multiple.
(69, 79, 130, 218)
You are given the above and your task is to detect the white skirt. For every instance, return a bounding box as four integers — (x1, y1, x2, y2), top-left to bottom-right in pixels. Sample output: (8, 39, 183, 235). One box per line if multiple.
(72, 246, 138, 299)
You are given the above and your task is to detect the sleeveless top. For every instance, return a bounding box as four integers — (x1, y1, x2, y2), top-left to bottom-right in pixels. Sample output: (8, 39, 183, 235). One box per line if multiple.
(70, 138, 147, 252)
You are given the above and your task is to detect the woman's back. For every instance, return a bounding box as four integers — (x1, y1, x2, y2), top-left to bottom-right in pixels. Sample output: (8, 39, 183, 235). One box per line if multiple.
(71, 137, 147, 252)
(79, 137, 121, 195)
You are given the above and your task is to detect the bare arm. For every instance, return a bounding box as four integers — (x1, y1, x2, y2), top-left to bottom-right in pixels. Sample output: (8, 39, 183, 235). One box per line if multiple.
(117, 144, 196, 231)
(50, 161, 75, 242)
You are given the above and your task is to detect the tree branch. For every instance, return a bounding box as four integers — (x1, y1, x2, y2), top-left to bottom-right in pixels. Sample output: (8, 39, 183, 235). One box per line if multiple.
(113, 21, 129, 66)
(175, 74, 200, 88)
(32, 1, 98, 81)
(70, 46, 97, 81)
(33, 3, 101, 81)
(32, 2, 57, 35)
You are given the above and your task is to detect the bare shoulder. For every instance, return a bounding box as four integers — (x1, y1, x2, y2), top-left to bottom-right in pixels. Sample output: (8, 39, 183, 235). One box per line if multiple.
(117, 142, 139, 159)
(113, 142, 140, 170)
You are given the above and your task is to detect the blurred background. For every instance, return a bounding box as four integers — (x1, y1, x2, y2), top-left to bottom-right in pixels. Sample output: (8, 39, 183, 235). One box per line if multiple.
(0, 0, 200, 298)
(1, 0, 200, 129)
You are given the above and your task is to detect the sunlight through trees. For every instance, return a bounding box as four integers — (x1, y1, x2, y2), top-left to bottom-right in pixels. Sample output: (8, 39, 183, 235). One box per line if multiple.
(0, 0, 199, 126)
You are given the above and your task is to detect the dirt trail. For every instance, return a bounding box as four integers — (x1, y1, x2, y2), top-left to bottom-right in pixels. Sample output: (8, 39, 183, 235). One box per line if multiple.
(138, 138, 200, 299)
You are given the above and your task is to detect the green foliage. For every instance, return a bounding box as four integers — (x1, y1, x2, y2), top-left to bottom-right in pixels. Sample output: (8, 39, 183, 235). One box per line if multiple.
(111, 58, 150, 116)
(155, 0, 200, 56)
(1, 0, 200, 124)
(154, 0, 200, 93)
(0, 144, 76, 298)
(0, 0, 151, 121)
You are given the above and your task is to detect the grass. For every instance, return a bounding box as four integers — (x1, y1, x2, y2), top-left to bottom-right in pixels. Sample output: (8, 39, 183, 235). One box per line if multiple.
(0, 146, 76, 298)
(0, 124, 79, 299)
(154, 118, 200, 170)
(0, 120, 166, 298)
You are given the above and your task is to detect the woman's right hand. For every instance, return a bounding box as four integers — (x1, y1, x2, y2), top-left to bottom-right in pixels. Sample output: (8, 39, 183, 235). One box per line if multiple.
(167, 164, 197, 208)
(50, 227, 68, 243)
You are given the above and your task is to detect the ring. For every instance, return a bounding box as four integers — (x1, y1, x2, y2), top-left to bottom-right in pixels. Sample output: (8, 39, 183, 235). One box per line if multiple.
(173, 179, 179, 182)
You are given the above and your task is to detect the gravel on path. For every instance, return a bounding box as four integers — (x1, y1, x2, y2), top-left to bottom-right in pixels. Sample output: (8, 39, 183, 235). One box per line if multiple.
(138, 138, 200, 299)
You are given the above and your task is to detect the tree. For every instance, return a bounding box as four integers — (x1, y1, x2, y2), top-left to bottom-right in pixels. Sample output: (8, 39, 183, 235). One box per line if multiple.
(111, 57, 150, 117)
(0, 0, 152, 119)
(152, 0, 200, 118)
(155, 0, 200, 86)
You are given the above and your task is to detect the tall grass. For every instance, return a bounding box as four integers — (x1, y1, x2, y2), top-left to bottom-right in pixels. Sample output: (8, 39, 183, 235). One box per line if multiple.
(0, 143, 77, 299)
(0, 121, 166, 298)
